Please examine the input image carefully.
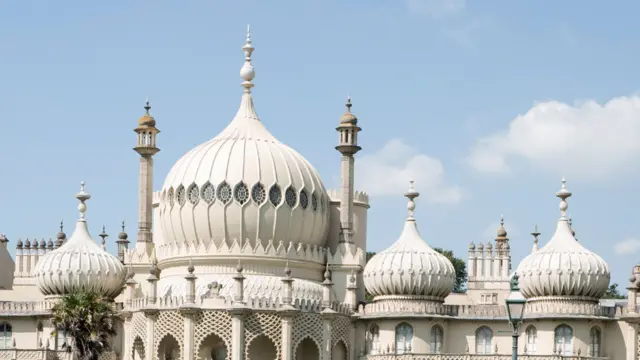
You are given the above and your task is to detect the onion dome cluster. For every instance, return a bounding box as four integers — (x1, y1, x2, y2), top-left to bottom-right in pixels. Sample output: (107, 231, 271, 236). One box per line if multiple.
(515, 179, 610, 301)
(363, 181, 456, 301)
(33, 182, 126, 299)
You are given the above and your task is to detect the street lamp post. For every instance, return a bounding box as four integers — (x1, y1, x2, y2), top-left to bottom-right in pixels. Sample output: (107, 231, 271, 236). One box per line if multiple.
(505, 274, 526, 360)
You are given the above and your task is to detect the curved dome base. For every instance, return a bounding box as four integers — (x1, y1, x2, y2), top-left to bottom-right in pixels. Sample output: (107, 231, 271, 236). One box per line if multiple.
(372, 294, 445, 303)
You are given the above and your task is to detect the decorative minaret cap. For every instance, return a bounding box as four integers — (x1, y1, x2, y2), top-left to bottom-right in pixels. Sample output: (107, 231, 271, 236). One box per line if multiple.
(496, 215, 508, 239)
(56, 220, 66, 242)
(98, 226, 108, 250)
(118, 221, 129, 241)
(531, 224, 540, 252)
(339, 96, 358, 125)
(137, 97, 157, 128)
(33, 182, 126, 299)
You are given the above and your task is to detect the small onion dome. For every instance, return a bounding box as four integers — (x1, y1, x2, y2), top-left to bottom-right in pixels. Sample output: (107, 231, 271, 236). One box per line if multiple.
(363, 180, 455, 301)
(516, 179, 610, 301)
(16, 239, 23, 249)
(33, 182, 126, 299)
(339, 96, 358, 125)
(138, 100, 156, 128)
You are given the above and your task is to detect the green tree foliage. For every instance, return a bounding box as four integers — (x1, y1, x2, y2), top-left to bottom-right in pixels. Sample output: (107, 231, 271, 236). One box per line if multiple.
(603, 283, 626, 299)
(50, 291, 119, 360)
(363, 248, 467, 301)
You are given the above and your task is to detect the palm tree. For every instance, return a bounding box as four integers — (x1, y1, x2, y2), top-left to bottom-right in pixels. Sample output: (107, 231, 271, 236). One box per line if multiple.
(50, 290, 119, 360)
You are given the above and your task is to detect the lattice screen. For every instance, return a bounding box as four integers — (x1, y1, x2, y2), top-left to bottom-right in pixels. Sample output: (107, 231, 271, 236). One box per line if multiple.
(194, 310, 233, 359)
(131, 312, 147, 346)
(153, 311, 184, 360)
(292, 312, 323, 357)
(133, 336, 146, 360)
(244, 312, 282, 359)
(331, 315, 351, 352)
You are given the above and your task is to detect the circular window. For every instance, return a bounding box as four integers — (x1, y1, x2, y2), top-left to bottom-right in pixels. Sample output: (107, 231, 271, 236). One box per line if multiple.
(168, 188, 175, 206)
(234, 182, 249, 204)
(187, 184, 199, 205)
(285, 186, 297, 208)
(299, 189, 308, 209)
(311, 193, 318, 211)
(201, 183, 215, 204)
(217, 182, 232, 204)
(269, 185, 282, 206)
(176, 185, 186, 206)
(251, 183, 266, 204)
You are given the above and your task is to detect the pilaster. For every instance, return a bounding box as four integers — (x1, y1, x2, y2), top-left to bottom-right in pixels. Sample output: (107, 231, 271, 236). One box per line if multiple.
(142, 308, 158, 360)
(180, 307, 200, 360)
(279, 307, 299, 360)
(229, 307, 248, 360)
(321, 309, 337, 360)
(120, 310, 133, 360)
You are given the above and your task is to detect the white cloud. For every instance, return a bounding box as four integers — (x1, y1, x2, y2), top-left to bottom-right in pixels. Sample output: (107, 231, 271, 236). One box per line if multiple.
(407, 0, 466, 17)
(614, 238, 640, 255)
(467, 95, 640, 179)
(356, 139, 462, 204)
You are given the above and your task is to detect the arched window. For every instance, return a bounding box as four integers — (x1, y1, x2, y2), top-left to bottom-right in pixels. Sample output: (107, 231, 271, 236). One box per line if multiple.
(589, 327, 602, 357)
(56, 329, 67, 350)
(36, 322, 43, 348)
(0, 323, 11, 349)
(366, 324, 380, 355)
(554, 324, 573, 356)
(475, 326, 493, 354)
(395, 323, 413, 354)
(430, 325, 444, 354)
(525, 326, 537, 354)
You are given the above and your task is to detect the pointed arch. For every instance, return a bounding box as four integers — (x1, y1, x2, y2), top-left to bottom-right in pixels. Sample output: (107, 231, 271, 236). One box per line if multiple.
(475, 326, 493, 354)
(589, 326, 602, 357)
(157, 334, 181, 360)
(554, 324, 573, 356)
(197, 333, 228, 360)
(294, 337, 319, 360)
(331, 339, 347, 360)
(132, 336, 145, 360)
(395, 322, 413, 354)
(525, 325, 537, 354)
(247, 334, 277, 360)
(430, 324, 444, 354)
(366, 324, 380, 355)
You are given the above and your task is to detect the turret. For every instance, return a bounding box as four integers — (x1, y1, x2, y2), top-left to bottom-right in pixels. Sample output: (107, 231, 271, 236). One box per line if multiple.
(116, 221, 130, 263)
(335, 97, 361, 244)
(134, 100, 160, 246)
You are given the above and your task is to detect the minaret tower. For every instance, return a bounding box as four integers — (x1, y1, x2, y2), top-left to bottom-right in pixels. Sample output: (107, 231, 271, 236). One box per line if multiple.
(335, 97, 362, 244)
(133, 99, 160, 248)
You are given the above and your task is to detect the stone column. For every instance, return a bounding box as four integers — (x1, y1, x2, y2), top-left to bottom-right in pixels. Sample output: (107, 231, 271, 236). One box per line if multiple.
(229, 309, 247, 360)
(142, 309, 158, 360)
(321, 310, 336, 360)
(120, 311, 132, 360)
(137, 156, 154, 243)
(279, 309, 298, 360)
(180, 308, 199, 360)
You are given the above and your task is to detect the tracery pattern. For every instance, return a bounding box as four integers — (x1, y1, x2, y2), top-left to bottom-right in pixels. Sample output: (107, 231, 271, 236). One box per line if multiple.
(188, 184, 199, 205)
(131, 312, 147, 346)
(244, 312, 282, 360)
(292, 313, 323, 358)
(201, 182, 215, 204)
(194, 310, 233, 358)
(132, 337, 146, 360)
(331, 315, 351, 351)
(153, 311, 184, 360)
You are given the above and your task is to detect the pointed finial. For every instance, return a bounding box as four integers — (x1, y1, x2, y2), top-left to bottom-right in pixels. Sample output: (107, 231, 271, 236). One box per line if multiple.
(556, 177, 572, 219)
(284, 259, 292, 277)
(346, 96, 352, 112)
(404, 180, 420, 219)
(99, 226, 108, 250)
(500, 214, 504, 226)
(236, 259, 243, 273)
(59, 220, 64, 233)
(144, 96, 151, 114)
(121, 220, 126, 232)
(187, 258, 195, 274)
(75, 181, 91, 220)
(531, 224, 540, 252)
(240, 24, 255, 93)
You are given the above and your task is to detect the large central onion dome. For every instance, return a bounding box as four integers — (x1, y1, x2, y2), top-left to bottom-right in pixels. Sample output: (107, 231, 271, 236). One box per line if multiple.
(515, 179, 610, 301)
(159, 28, 330, 249)
(363, 181, 456, 301)
(33, 183, 126, 299)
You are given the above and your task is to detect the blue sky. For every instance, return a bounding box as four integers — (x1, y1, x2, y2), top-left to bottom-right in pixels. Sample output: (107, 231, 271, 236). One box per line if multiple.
(1, 1, 640, 289)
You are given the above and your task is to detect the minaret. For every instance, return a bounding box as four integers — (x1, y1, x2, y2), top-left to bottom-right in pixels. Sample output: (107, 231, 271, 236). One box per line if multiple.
(98, 226, 108, 250)
(335, 97, 362, 243)
(133, 99, 160, 246)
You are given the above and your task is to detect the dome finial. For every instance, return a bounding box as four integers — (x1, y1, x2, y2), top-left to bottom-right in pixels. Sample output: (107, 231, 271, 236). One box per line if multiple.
(144, 96, 151, 114)
(98, 226, 108, 250)
(531, 224, 540, 252)
(556, 177, 572, 219)
(404, 180, 420, 219)
(76, 181, 91, 220)
(240, 24, 255, 93)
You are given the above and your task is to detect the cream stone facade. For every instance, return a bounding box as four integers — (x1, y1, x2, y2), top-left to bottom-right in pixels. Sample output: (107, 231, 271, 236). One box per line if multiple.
(1, 27, 640, 360)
